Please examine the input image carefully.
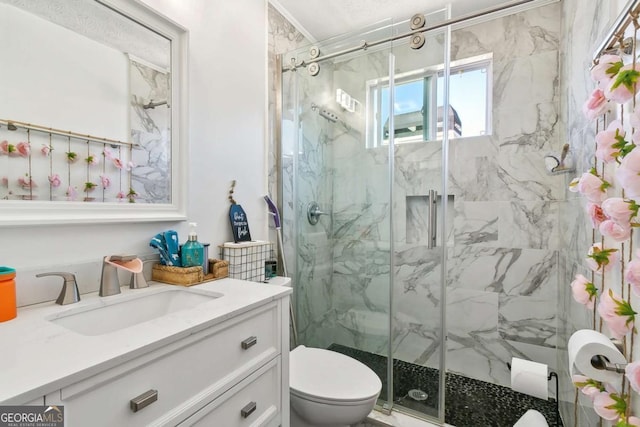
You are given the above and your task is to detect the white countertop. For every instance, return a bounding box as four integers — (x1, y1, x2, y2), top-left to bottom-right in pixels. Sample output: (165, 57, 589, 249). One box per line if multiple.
(0, 277, 292, 404)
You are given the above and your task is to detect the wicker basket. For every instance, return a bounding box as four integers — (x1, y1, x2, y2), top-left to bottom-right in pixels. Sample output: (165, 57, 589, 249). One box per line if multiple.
(151, 259, 229, 287)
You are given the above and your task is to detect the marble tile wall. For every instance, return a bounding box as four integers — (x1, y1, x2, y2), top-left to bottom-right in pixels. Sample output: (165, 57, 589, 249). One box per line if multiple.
(267, 5, 309, 339)
(269, 2, 616, 417)
(273, 2, 564, 390)
(393, 5, 562, 388)
(129, 58, 171, 203)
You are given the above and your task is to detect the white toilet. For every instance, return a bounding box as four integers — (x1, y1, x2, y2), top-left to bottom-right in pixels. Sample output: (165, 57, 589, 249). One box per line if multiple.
(290, 345, 382, 427)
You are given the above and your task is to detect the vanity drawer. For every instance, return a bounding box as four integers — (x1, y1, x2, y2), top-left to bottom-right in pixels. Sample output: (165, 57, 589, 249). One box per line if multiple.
(49, 302, 280, 427)
(179, 358, 281, 427)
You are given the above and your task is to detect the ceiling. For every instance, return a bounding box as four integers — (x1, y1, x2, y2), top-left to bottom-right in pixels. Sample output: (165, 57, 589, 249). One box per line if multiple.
(0, 0, 170, 69)
(271, 0, 545, 42)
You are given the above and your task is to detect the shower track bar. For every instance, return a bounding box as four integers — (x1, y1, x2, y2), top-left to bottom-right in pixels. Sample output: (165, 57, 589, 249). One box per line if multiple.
(282, 0, 536, 72)
(593, 0, 640, 61)
(0, 119, 139, 148)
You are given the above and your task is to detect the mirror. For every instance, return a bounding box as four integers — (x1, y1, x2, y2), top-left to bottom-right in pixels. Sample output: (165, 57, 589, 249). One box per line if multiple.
(0, 0, 187, 225)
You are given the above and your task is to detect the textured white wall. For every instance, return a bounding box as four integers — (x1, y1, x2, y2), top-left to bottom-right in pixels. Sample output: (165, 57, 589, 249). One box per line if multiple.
(1, 0, 268, 300)
(1, 4, 129, 139)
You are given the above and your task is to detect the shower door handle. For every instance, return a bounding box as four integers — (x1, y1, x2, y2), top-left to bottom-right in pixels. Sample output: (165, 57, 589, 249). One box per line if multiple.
(427, 190, 437, 249)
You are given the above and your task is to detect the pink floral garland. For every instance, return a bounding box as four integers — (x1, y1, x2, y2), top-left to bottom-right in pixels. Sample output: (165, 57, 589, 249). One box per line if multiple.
(573, 53, 640, 425)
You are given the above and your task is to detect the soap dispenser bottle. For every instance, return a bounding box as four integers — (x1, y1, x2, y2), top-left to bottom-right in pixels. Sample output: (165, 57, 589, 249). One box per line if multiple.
(181, 222, 205, 268)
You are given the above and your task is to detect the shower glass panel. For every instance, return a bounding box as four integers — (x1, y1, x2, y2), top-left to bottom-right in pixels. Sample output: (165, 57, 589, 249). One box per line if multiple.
(389, 9, 449, 421)
(281, 20, 395, 410)
(280, 3, 562, 425)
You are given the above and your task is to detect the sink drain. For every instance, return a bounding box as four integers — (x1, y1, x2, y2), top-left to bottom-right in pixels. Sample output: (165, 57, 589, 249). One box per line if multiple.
(407, 389, 428, 401)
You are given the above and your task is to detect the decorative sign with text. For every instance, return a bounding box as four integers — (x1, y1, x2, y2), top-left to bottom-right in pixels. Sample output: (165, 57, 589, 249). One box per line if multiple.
(229, 204, 251, 243)
(228, 180, 252, 243)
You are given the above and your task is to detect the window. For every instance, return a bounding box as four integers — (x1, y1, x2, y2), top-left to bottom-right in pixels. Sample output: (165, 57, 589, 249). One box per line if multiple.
(366, 54, 492, 148)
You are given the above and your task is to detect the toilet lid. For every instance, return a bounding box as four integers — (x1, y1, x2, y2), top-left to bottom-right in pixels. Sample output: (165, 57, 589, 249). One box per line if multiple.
(290, 346, 382, 403)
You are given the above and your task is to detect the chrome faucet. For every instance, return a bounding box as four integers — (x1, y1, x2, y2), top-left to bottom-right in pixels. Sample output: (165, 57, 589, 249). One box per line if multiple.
(36, 272, 81, 305)
(99, 256, 121, 297)
(129, 270, 148, 289)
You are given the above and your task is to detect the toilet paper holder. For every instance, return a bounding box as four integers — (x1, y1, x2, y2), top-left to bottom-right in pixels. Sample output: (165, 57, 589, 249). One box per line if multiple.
(592, 355, 627, 373)
(507, 361, 559, 426)
(591, 339, 627, 374)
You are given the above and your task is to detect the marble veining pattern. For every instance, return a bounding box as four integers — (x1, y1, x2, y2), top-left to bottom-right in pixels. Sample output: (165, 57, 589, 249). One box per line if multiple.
(272, 0, 565, 408)
(129, 58, 171, 203)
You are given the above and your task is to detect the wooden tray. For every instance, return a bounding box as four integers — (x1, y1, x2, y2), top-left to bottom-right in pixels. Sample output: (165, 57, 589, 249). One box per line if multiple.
(151, 259, 229, 287)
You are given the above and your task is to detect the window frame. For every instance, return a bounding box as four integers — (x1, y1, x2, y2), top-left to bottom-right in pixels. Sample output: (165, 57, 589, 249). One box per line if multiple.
(365, 53, 493, 148)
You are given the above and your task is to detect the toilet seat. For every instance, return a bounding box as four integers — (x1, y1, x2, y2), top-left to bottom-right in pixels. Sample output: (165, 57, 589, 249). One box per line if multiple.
(290, 346, 382, 405)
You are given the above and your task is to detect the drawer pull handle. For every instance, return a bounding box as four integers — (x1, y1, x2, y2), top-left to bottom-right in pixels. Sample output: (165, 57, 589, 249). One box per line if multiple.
(130, 389, 158, 413)
(241, 401, 257, 418)
(241, 336, 257, 349)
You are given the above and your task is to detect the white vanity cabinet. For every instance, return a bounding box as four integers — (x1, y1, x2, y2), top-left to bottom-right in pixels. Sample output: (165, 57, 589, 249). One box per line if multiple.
(43, 297, 290, 427)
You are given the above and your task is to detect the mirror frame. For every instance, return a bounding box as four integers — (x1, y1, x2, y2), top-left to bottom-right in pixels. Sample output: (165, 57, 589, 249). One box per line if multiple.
(0, 0, 188, 226)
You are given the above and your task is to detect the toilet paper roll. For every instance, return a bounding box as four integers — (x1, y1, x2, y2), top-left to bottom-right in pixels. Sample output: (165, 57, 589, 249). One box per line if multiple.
(511, 357, 548, 400)
(568, 329, 626, 384)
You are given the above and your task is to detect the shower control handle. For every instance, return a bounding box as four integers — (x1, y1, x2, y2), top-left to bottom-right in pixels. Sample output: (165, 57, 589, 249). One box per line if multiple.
(307, 202, 328, 225)
(427, 190, 437, 249)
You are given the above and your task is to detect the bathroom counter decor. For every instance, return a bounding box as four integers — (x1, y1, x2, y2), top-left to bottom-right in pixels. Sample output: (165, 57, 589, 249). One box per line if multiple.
(220, 240, 274, 282)
(151, 259, 229, 286)
(0, 278, 291, 426)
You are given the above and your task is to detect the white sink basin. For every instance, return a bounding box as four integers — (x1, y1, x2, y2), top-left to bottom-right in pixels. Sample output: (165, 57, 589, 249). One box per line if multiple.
(48, 288, 220, 336)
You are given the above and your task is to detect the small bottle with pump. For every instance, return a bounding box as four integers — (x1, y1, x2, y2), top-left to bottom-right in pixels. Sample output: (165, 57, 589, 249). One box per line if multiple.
(181, 222, 205, 268)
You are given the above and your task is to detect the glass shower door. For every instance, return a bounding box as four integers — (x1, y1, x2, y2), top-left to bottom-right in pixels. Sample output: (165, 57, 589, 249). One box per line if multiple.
(281, 21, 396, 410)
(389, 8, 450, 422)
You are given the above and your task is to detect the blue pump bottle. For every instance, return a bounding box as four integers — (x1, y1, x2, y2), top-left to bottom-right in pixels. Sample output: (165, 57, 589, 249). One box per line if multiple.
(181, 222, 205, 268)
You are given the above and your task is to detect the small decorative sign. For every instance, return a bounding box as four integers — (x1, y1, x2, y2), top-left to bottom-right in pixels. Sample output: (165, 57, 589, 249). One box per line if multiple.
(228, 180, 252, 243)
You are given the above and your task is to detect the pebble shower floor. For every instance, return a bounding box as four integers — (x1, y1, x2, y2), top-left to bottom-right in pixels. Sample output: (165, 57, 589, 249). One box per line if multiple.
(328, 344, 561, 427)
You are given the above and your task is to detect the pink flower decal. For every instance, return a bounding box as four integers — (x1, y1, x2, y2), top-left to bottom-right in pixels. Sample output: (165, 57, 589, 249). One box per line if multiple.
(112, 158, 124, 169)
(572, 375, 604, 400)
(126, 161, 136, 171)
(593, 391, 626, 421)
(586, 242, 619, 274)
(127, 187, 137, 203)
(616, 148, 640, 199)
(605, 63, 640, 104)
(41, 145, 52, 156)
(626, 250, 640, 296)
(626, 361, 640, 394)
(65, 186, 77, 201)
(570, 274, 597, 309)
(1, 177, 7, 187)
(103, 148, 113, 160)
(599, 219, 631, 242)
(583, 88, 610, 120)
(569, 170, 610, 203)
(66, 151, 78, 163)
(85, 155, 99, 166)
(602, 197, 639, 225)
(116, 191, 126, 201)
(591, 54, 623, 91)
(48, 174, 61, 188)
(586, 203, 607, 228)
(595, 120, 628, 163)
(15, 142, 30, 157)
(100, 175, 111, 189)
(17, 175, 36, 189)
(597, 289, 636, 339)
(0, 141, 16, 155)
